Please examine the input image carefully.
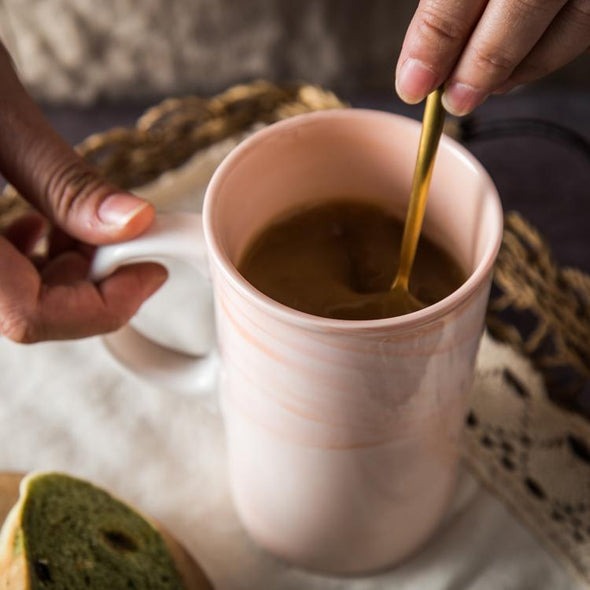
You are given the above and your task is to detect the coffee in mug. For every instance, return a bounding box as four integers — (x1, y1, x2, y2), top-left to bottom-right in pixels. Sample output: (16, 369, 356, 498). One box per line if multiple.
(238, 198, 466, 320)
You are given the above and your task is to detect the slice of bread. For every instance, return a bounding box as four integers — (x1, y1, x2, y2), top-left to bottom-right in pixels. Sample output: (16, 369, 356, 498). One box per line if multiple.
(0, 472, 213, 590)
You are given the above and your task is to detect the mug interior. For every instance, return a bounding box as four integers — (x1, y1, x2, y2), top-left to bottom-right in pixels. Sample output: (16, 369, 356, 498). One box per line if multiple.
(204, 109, 502, 325)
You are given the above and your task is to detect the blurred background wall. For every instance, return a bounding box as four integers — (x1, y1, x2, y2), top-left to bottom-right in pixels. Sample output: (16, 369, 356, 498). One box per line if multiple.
(0, 0, 588, 105)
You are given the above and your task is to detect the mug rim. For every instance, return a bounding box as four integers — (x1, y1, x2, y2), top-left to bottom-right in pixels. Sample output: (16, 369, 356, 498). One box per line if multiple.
(203, 108, 503, 332)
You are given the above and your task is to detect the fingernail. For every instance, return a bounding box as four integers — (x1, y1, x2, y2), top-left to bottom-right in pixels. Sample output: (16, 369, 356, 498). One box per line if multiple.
(98, 194, 150, 227)
(396, 58, 437, 104)
(442, 82, 488, 117)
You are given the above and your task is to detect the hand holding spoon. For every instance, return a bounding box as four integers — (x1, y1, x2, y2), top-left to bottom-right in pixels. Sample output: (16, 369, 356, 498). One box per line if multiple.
(389, 87, 446, 313)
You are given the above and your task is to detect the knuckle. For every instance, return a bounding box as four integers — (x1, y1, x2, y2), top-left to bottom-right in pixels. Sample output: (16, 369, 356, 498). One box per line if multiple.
(45, 160, 101, 223)
(0, 308, 38, 343)
(567, 0, 590, 24)
(472, 44, 517, 75)
(513, 0, 544, 10)
(513, 59, 551, 83)
(512, 0, 565, 16)
(418, 4, 469, 44)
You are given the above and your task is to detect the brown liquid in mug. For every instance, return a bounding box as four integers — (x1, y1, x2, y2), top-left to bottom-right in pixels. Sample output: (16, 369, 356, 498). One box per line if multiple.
(238, 200, 466, 320)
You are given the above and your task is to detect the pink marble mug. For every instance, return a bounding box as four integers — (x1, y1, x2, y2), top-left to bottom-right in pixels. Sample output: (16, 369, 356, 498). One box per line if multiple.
(91, 109, 503, 574)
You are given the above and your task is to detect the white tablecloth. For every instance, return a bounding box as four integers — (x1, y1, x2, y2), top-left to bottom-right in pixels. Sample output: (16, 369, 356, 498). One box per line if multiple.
(0, 331, 581, 590)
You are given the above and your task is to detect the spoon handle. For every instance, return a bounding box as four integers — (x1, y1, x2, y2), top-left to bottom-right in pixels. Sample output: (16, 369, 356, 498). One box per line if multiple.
(393, 88, 446, 290)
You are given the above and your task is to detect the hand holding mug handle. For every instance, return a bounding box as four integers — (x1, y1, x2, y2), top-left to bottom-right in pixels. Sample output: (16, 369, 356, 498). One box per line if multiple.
(90, 212, 219, 395)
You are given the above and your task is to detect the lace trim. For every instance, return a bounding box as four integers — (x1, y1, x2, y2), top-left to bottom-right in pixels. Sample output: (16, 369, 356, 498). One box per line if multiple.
(465, 335, 590, 583)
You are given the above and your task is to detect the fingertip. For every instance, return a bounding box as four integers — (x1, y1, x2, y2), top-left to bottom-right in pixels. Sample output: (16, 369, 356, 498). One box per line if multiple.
(442, 82, 488, 117)
(104, 262, 168, 304)
(140, 262, 169, 297)
(396, 58, 438, 105)
(94, 262, 168, 334)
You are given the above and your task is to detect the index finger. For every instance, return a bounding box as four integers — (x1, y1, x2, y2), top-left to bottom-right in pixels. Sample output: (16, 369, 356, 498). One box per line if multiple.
(396, 0, 487, 104)
(0, 234, 167, 343)
(31, 262, 168, 342)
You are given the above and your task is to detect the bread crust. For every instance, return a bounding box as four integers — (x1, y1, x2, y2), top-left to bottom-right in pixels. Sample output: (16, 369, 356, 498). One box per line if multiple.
(0, 475, 29, 590)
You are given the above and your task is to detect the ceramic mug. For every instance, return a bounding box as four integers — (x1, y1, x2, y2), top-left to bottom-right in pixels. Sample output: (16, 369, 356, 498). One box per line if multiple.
(91, 109, 503, 575)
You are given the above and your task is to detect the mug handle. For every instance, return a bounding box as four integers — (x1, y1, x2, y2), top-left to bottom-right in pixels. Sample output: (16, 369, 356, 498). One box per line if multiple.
(89, 212, 219, 395)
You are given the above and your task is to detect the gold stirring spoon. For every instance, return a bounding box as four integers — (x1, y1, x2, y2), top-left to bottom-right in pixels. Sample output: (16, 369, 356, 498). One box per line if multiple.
(389, 87, 446, 313)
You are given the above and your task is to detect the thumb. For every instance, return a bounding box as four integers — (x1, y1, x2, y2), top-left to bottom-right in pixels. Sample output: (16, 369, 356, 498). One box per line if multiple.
(0, 44, 154, 245)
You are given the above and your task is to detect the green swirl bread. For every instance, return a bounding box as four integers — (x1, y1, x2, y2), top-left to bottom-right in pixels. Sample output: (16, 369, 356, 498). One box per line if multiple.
(0, 472, 213, 590)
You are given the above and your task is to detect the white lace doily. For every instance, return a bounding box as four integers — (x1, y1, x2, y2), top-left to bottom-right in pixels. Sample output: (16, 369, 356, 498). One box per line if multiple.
(465, 342, 590, 584)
